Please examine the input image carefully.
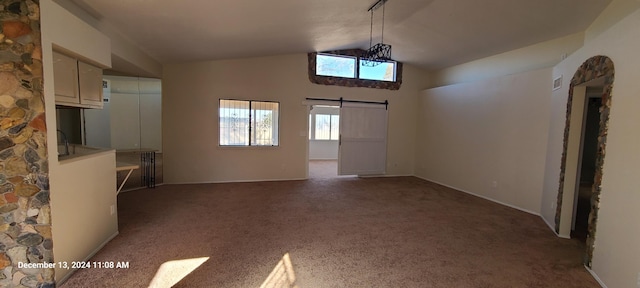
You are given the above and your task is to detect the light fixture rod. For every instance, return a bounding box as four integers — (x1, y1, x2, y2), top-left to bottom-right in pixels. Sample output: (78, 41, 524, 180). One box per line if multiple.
(367, 0, 389, 12)
(381, 2, 385, 44)
(362, 0, 391, 66)
(369, 10, 374, 49)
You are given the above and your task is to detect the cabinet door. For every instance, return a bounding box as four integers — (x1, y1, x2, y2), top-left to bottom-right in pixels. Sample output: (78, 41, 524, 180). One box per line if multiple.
(78, 61, 103, 108)
(52, 51, 80, 104)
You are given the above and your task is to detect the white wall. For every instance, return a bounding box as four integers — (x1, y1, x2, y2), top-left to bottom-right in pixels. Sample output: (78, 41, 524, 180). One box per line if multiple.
(416, 3, 640, 286)
(49, 152, 118, 283)
(584, 0, 640, 43)
(540, 9, 640, 288)
(309, 140, 338, 160)
(41, 0, 112, 165)
(41, 0, 118, 283)
(163, 54, 430, 183)
(42, 1, 110, 68)
(415, 68, 551, 214)
(427, 0, 640, 89)
(52, 0, 162, 77)
(428, 32, 584, 88)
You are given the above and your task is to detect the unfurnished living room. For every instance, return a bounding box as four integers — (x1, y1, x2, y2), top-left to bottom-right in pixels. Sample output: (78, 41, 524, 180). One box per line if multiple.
(1, 0, 640, 287)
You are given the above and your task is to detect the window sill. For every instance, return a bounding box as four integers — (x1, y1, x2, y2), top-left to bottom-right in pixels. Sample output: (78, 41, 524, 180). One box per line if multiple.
(217, 145, 280, 149)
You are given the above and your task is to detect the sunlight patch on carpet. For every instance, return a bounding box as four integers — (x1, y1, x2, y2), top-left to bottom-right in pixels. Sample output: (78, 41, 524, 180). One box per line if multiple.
(148, 257, 210, 288)
(260, 253, 298, 288)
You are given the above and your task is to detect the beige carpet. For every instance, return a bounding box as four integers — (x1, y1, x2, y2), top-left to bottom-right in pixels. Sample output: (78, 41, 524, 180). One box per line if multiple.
(61, 177, 599, 287)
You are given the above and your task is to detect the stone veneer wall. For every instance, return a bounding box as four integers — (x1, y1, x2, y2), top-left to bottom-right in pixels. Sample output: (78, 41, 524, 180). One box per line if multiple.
(0, 1, 55, 287)
(554, 55, 614, 267)
(308, 49, 403, 90)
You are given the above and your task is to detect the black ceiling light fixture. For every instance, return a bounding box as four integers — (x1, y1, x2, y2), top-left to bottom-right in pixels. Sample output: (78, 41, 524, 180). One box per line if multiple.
(361, 0, 392, 67)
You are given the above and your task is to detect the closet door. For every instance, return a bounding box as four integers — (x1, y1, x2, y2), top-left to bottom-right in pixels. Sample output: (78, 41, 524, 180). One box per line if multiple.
(338, 102, 388, 175)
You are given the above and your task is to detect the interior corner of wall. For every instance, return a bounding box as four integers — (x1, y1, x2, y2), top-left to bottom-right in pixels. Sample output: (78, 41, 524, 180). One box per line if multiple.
(584, 0, 640, 43)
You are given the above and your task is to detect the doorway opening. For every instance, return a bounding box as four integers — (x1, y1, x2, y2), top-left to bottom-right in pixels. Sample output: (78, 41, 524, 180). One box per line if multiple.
(571, 88, 603, 243)
(555, 55, 614, 267)
(308, 105, 343, 179)
(306, 98, 389, 179)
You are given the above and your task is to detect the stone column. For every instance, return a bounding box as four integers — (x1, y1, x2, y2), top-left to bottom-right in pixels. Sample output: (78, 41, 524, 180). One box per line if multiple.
(0, 0, 55, 287)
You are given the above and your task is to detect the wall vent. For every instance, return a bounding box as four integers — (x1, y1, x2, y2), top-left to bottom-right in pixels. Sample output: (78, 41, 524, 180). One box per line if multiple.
(553, 75, 563, 90)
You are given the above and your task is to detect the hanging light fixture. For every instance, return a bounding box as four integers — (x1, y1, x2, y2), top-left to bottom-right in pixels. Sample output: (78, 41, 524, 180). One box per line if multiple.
(361, 0, 392, 67)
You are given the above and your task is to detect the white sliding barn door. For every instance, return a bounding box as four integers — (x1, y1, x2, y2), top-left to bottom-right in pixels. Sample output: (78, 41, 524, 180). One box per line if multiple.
(338, 102, 388, 175)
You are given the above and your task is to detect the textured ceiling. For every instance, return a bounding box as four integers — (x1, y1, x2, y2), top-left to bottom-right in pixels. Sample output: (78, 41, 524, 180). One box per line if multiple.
(69, 0, 611, 71)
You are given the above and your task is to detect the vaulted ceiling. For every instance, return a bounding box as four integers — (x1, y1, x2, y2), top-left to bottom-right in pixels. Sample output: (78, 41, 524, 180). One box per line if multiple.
(68, 0, 611, 71)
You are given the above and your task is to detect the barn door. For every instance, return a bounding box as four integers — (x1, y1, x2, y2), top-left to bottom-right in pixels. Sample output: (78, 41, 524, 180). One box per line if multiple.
(338, 102, 388, 175)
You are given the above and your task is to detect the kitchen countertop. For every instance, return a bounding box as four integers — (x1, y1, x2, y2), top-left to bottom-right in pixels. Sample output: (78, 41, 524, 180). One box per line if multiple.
(116, 148, 159, 153)
(116, 161, 140, 194)
(116, 161, 139, 171)
(58, 145, 114, 164)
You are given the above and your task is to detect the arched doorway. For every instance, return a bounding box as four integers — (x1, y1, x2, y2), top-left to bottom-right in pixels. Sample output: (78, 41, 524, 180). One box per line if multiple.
(554, 55, 614, 267)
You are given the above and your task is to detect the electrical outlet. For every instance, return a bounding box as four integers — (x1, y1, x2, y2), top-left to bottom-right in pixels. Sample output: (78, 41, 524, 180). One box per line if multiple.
(636, 272, 640, 287)
(551, 201, 556, 209)
(491, 181, 498, 189)
(110, 205, 115, 215)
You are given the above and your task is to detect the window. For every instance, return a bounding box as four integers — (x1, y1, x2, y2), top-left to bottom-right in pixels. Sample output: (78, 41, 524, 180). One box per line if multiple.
(359, 60, 396, 82)
(219, 99, 279, 146)
(315, 53, 397, 82)
(316, 54, 357, 78)
(315, 114, 340, 140)
(309, 107, 340, 141)
(309, 51, 402, 90)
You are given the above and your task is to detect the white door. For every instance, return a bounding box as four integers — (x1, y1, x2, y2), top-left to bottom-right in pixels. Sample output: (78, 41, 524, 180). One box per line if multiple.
(338, 102, 388, 175)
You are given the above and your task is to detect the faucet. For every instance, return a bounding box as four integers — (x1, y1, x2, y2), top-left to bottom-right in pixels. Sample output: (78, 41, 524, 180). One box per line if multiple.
(57, 129, 69, 156)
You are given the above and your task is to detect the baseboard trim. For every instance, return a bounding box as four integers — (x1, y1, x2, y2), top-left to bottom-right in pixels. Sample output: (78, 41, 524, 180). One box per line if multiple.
(585, 266, 607, 288)
(166, 174, 416, 184)
(413, 176, 582, 240)
(538, 206, 572, 238)
(162, 175, 580, 240)
(56, 231, 119, 285)
(415, 176, 541, 216)
(541, 215, 569, 239)
(166, 176, 546, 221)
(118, 183, 166, 194)
(166, 177, 309, 185)
(357, 173, 413, 178)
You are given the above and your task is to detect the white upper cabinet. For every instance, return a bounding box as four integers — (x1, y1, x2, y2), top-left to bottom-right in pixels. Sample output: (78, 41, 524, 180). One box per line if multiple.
(78, 61, 103, 108)
(52, 51, 80, 104)
(53, 51, 104, 109)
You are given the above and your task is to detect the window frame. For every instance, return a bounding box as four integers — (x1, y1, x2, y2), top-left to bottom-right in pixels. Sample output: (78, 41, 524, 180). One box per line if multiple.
(308, 51, 403, 90)
(313, 113, 340, 140)
(309, 106, 340, 141)
(314, 53, 397, 83)
(315, 53, 358, 79)
(358, 59, 397, 82)
(218, 99, 280, 147)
